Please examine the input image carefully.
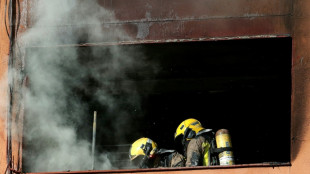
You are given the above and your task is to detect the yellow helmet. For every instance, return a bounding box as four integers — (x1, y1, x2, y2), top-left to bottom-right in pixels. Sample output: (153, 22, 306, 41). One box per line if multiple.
(129, 137, 158, 161)
(174, 118, 205, 142)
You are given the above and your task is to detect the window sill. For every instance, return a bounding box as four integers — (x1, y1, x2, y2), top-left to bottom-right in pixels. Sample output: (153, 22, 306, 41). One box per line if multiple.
(25, 162, 291, 174)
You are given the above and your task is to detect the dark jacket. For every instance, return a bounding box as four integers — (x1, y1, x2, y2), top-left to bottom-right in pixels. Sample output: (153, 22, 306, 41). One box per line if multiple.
(184, 129, 217, 167)
(155, 149, 185, 167)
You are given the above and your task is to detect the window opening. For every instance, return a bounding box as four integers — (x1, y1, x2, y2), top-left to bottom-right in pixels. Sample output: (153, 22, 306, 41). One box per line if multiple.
(23, 38, 291, 172)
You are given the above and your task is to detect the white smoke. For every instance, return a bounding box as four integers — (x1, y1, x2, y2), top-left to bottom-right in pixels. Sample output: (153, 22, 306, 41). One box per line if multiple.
(21, 0, 151, 172)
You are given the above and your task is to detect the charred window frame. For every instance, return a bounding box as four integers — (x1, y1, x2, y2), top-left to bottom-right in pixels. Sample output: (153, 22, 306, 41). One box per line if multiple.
(23, 37, 291, 173)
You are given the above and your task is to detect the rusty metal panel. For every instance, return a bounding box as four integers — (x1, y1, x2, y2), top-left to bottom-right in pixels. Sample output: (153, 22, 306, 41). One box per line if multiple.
(25, 0, 292, 45)
(124, 16, 292, 41)
(25, 15, 291, 47)
(98, 0, 292, 22)
(27, 0, 293, 25)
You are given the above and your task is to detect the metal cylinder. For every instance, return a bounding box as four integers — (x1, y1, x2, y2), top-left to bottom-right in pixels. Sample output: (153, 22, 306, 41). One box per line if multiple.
(215, 129, 235, 165)
(91, 111, 97, 170)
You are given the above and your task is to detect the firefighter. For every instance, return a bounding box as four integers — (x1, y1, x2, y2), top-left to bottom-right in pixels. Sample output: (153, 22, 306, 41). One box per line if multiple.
(129, 137, 185, 168)
(174, 118, 218, 167)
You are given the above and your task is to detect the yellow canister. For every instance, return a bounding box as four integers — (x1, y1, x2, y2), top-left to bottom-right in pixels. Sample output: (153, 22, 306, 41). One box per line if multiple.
(215, 129, 235, 165)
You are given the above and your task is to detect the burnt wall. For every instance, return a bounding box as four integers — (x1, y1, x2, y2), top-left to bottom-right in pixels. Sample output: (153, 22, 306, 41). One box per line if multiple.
(291, 0, 310, 174)
(2, 0, 305, 173)
(22, 0, 293, 173)
(0, 0, 10, 172)
(0, 0, 27, 173)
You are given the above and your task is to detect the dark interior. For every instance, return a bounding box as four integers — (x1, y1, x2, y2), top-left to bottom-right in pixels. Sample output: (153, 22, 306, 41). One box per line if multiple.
(24, 37, 291, 170)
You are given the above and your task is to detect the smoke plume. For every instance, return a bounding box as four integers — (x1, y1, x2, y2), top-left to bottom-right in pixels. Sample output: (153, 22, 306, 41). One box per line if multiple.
(20, 0, 151, 172)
